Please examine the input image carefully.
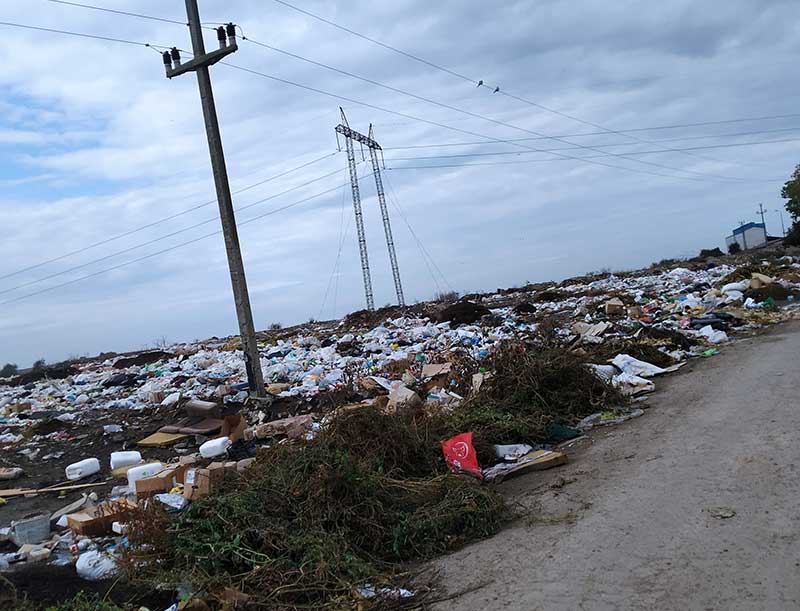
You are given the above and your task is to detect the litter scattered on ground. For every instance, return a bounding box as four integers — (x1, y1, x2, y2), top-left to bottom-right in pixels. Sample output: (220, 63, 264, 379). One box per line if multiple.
(2, 252, 799, 609)
(707, 506, 737, 519)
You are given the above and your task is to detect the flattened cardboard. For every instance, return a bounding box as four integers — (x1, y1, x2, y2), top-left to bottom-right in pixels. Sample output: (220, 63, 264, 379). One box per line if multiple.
(137, 432, 188, 447)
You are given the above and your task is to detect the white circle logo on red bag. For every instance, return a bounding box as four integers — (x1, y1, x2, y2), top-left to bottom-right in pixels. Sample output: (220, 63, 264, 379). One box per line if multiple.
(452, 441, 470, 460)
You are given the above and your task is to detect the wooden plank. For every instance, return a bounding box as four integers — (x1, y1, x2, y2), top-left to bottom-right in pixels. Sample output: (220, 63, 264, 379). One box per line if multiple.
(0, 482, 107, 499)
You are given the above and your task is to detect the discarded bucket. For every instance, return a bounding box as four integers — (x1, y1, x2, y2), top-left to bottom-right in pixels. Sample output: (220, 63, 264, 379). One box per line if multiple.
(199, 436, 231, 458)
(110, 451, 142, 470)
(127, 462, 163, 491)
(65, 458, 100, 481)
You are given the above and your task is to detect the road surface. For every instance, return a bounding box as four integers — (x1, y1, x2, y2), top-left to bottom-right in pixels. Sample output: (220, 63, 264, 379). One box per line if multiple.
(433, 321, 800, 611)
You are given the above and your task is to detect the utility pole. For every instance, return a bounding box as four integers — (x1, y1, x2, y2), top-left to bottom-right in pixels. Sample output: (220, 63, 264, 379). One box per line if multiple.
(163, 0, 265, 397)
(334, 109, 405, 309)
(335, 109, 374, 311)
(756, 203, 767, 231)
(368, 124, 405, 306)
(774, 208, 787, 237)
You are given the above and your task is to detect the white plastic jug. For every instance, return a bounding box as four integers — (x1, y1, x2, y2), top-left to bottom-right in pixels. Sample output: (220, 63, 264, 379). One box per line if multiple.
(110, 451, 142, 470)
(127, 462, 164, 491)
(65, 458, 100, 481)
(199, 436, 231, 458)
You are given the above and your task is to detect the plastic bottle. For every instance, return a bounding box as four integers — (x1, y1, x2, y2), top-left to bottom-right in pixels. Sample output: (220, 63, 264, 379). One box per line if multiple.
(65, 458, 101, 481)
(199, 436, 231, 458)
(110, 451, 142, 470)
(127, 462, 164, 490)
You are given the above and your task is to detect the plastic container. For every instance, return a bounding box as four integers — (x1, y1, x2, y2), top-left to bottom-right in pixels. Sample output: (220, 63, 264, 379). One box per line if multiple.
(127, 462, 164, 491)
(110, 451, 142, 470)
(199, 436, 231, 458)
(65, 458, 100, 481)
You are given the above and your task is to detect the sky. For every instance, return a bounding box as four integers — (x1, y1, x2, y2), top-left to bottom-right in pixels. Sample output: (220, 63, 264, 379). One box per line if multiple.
(0, 0, 799, 367)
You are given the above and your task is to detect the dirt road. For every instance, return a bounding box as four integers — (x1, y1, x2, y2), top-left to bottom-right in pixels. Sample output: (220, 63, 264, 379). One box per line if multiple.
(433, 321, 800, 611)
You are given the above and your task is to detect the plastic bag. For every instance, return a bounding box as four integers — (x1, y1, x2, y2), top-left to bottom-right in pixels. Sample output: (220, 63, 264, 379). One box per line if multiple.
(441, 432, 482, 478)
(76, 550, 118, 581)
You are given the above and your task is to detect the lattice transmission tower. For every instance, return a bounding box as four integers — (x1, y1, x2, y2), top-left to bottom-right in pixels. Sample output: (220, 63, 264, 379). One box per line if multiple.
(335, 108, 405, 310)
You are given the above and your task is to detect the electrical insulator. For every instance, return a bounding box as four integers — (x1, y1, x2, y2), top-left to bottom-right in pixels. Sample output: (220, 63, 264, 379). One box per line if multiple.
(216, 26, 226, 49)
(170, 47, 181, 66)
(162, 51, 172, 75)
(226, 23, 237, 44)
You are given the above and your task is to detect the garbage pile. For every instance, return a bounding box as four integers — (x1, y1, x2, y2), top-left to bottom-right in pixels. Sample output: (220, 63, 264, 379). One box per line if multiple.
(2, 253, 800, 610)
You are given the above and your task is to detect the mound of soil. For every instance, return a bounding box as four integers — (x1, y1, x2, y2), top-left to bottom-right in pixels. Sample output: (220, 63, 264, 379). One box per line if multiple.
(745, 284, 790, 302)
(112, 351, 173, 369)
(436, 301, 491, 325)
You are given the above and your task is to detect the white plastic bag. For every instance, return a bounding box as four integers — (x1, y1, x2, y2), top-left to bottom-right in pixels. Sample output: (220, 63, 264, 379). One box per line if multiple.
(76, 550, 118, 581)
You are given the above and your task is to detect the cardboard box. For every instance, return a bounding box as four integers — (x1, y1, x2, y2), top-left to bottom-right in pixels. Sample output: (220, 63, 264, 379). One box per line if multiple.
(604, 298, 625, 316)
(135, 467, 178, 497)
(236, 458, 255, 472)
(185, 399, 220, 419)
(183, 468, 211, 501)
(220, 414, 247, 442)
(206, 462, 227, 487)
(66, 500, 136, 537)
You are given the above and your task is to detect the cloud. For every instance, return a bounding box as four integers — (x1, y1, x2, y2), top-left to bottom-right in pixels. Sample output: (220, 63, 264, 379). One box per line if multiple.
(0, 0, 799, 365)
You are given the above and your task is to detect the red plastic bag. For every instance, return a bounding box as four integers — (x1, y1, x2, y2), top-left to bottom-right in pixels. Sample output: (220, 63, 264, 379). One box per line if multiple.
(441, 432, 482, 479)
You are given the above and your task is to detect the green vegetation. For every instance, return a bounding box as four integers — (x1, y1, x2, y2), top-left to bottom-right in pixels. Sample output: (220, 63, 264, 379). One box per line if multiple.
(122, 341, 624, 609)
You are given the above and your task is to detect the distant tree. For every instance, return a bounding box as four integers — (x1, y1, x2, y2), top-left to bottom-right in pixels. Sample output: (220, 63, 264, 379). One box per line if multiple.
(269, 322, 282, 330)
(699, 247, 724, 258)
(784, 222, 800, 247)
(728, 242, 742, 255)
(0, 363, 18, 378)
(31, 358, 46, 372)
(781, 163, 800, 222)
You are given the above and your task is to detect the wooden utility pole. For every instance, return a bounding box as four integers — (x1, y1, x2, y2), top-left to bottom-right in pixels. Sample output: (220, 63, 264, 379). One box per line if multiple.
(756, 203, 767, 232)
(163, 1, 266, 397)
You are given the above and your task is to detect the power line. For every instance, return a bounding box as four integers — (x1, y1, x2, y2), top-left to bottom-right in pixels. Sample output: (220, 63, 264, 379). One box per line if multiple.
(52, 0, 794, 173)
(0, 152, 338, 281)
(222, 62, 728, 184)
(3, 13, 771, 184)
(267, 0, 742, 168)
(1, 176, 350, 306)
(386, 137, 800, 171)
(44, 0, 187, 26)
(385, 135, 800, 163)
(238, 35, 746, 183)
(0, 20, 168, 49)
(271, 0, 472, 83)
(0, 168, 345, 296)
(383, 172, 452, 294)
(382, 117, 800, 150)
(319, 174, 352, 319)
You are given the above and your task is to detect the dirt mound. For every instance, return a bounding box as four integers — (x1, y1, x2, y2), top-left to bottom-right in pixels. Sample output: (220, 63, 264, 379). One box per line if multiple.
(533, 289, 569, 303)
(343, 304, 406, 329)
(7, 363, 78, 386)
(436, 301, 491, 325)
(112, 350, 173, 369)
(745, 284, 790, 302)
(513, 301, 537, 314)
